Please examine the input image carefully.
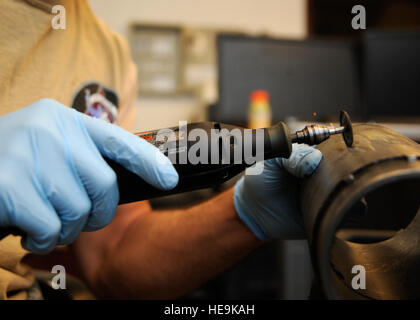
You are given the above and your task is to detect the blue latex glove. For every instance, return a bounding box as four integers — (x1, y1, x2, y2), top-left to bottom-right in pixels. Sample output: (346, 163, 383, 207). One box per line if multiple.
(0, 99, 178, 253)
(234, 144, 322, 241)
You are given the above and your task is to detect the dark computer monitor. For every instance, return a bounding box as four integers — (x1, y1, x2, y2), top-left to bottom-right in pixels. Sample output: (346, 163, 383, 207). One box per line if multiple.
(363, 30, 420, 120)
(214, 35, 362, 124)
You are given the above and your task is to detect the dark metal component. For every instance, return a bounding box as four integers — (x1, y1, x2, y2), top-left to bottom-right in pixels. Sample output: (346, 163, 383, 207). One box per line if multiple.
(266, 121, 292, 159)
(292, 124, 343, 145)
(300, 124, 420, 299)
(340, 109, 353, 147)
(291, 110, 353, 147)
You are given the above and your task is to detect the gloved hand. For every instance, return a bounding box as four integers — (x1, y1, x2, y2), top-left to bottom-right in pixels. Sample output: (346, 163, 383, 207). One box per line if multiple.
(0, 99, 178, 254)
(234, 144, 322, 241)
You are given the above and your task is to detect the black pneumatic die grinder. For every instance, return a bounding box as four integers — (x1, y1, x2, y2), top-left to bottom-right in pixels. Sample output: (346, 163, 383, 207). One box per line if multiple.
(108, 110, 354, 204)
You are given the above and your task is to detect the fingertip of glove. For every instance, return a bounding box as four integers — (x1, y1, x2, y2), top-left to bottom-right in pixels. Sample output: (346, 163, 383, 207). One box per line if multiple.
(159, 162, 179, 190)
(154, 151, 179, 190)
(128, 141, 179, 191)
(281, 144, 323, 178)
(296, 147, 322, 177)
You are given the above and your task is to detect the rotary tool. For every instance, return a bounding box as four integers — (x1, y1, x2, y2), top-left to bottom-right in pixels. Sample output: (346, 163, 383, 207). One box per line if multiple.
(108, 110, 353, 204)
(0, 110, 353, 240)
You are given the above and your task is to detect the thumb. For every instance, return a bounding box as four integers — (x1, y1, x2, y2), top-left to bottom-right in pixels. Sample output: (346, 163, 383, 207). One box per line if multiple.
(280, 144, 322, 178)
(77, 111, 179, 190)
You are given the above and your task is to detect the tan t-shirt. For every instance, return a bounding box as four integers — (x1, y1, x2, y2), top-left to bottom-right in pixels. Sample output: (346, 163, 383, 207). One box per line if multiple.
(0, 0, 138, 299)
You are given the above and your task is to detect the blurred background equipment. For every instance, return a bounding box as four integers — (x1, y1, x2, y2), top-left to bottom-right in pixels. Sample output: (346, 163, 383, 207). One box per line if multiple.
(130, 25, 183, 94)
(214, 35, 362, 124)
(363, 30, 420, 121)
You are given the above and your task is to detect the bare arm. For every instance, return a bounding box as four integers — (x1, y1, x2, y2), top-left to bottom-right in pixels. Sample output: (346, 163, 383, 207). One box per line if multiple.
(71, 188, 262, 299)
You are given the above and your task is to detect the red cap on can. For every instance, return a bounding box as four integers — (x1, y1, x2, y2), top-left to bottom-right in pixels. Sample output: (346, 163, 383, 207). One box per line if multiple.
(250, 90, 269, 102)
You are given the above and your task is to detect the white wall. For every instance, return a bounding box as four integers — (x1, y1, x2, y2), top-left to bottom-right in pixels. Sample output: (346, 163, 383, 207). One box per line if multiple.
(88, 0, 308, 131)
(89, 0, 307, 39)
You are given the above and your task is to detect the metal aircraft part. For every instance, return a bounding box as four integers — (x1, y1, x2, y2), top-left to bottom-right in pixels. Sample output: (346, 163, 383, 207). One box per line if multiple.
(301, 124, 420, 299)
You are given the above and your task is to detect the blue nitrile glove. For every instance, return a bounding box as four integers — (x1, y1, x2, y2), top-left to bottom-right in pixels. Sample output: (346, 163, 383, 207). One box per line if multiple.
(234, 144, 322, 241)
(0, 99, 178, 254)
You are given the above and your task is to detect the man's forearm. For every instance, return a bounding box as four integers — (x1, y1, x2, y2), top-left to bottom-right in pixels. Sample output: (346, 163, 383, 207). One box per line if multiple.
(72, 188, 262, 299)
